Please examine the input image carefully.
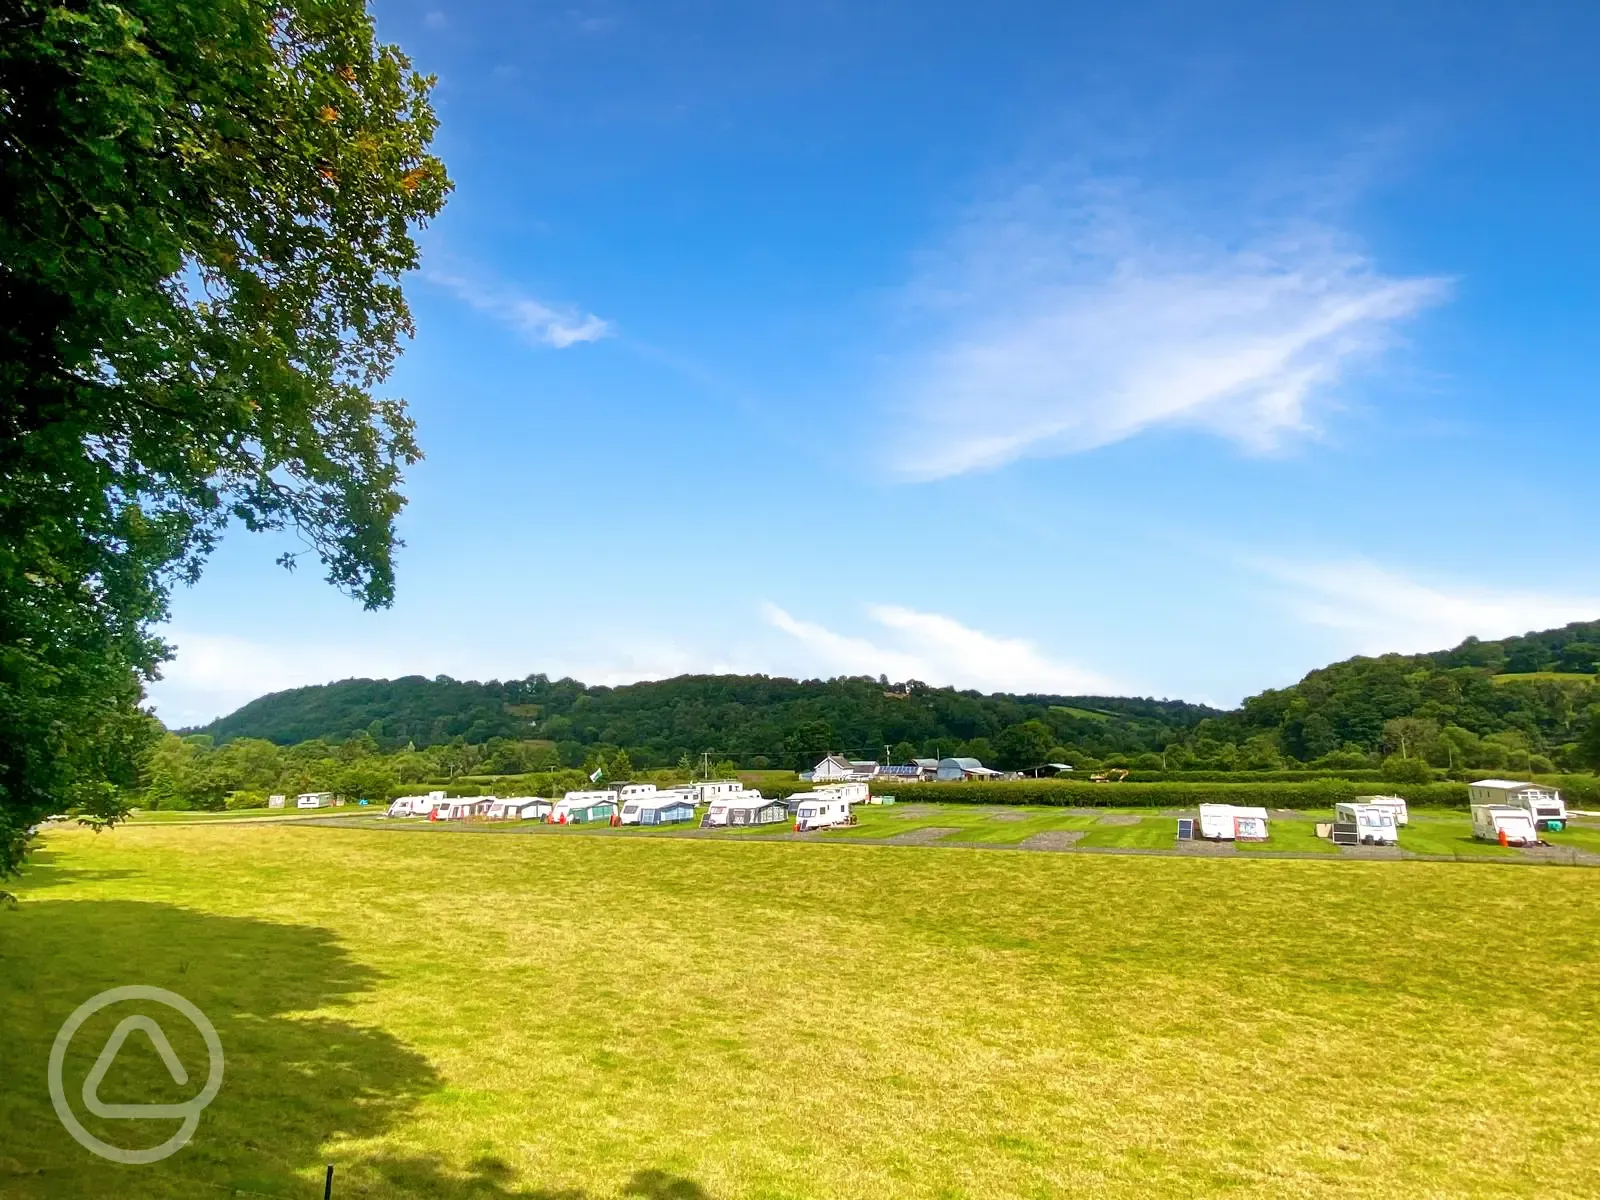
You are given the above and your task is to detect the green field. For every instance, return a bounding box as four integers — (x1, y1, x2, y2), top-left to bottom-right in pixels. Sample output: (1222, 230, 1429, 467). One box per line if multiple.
(3, 823, 1598, 1199)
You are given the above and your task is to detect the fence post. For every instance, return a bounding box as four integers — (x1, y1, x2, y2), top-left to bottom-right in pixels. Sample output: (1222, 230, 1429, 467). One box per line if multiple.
(323, 1164, 334, 1199)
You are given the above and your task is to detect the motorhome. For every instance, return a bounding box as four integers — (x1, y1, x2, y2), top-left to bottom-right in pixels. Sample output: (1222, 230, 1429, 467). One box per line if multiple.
(704, 793, 788, 827)
(1468, 780, 1566, 831)
(1332, 802, 1400, 846)
(793, 793, 855, 832)
(1355, 795, 1409, 826)
(1472, 803, 1540, 847)
(296, 791, 336, 809)
(1196, 804, 1269, 841)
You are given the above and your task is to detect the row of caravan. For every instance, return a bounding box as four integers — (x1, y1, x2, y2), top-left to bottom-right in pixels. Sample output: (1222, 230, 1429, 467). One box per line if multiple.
(384, 780, 874, 831)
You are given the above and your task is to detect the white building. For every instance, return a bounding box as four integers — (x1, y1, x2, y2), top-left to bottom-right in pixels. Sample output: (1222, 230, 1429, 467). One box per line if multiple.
(810, 755, 855, 783)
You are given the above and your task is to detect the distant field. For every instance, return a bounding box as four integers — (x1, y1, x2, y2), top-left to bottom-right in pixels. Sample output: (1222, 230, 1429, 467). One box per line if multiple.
(4, 822, 1598, 1198)
(1491, 671, 1597, 685)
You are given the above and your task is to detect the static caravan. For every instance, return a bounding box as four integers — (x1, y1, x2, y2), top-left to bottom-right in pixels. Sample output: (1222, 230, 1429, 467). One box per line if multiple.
(620, 793, 698, 826)
(1196, 804, 1270, 842)
(618, 783, 658, 800)
(1472, 804, 1540, 847)
(296, 791, 336, 810)
(816, 782, 870, 805)
(1355, 794, 1410, 826)
(267, 794, 287, 809)
(1332, 802, 1400, 846)
(554, 791, 618, 824)
(689, 780, 745, 804)
(1468, 780, 1566, 831)
(793, 793, 856, 832)
(705, 793, 788, 827)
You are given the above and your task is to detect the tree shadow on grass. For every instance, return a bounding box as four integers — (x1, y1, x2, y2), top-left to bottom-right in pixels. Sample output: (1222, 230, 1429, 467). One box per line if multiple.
(0, 899, 664, 1199)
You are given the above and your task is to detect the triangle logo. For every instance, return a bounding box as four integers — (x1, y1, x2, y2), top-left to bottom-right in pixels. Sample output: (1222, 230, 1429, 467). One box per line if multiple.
(82, 1016, 193, 1119)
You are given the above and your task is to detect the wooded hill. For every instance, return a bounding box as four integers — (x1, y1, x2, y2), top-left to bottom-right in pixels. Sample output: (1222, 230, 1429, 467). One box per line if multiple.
(191, 619, 1600, 773)
(195, 674, 1218, 770)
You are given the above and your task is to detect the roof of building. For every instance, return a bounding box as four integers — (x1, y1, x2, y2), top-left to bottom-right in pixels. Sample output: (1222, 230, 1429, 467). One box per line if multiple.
(939, 757, 984, 769)
(879, 764, 921, 776)
(814, 755, 852, 771)
(1470, 779, 1536, 789)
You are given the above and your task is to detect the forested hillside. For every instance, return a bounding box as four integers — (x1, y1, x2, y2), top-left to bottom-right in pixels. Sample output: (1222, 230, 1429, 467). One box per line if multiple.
(197, 674, 1217, 770)
(189, 619, 1600, 779)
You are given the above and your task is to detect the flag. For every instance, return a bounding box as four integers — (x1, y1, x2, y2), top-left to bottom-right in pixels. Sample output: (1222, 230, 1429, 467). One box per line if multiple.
(589, 766, 603, 782)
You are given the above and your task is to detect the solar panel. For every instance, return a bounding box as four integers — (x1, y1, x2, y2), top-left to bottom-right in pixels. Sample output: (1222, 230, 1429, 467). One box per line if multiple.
(1176, 818, 1194, 841)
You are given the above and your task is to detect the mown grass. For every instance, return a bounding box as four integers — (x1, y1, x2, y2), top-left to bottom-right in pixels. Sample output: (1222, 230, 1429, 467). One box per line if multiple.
(5, 824, 1598, 1199)
(124, 805, 373, 823)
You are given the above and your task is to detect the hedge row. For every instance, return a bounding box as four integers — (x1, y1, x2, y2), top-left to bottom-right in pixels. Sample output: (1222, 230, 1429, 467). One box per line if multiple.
(1118, 769, 1387, 783)
(860, 779, 1473, 809)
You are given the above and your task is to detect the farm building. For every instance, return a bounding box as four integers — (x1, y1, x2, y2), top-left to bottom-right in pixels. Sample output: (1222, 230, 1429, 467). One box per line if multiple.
(910, 758, 939, 778)
(1467, 779, 1566, 830)
(1197, 804, 1270, 841)
(705, 794, 788, 826)
(877, 764, 923, 782)
(620, 793, 698, 826)
(554, 792, 618, 824)
(848, 761, 881, 779)
(296, 792, 337, 809)
(935, 757, 1000, 781)
(811, 755, 855, 783)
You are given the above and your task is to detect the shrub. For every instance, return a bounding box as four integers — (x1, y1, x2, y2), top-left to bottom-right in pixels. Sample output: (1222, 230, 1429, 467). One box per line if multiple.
(867, 779, 1470, 809)
(1381, 755, 1435, 784)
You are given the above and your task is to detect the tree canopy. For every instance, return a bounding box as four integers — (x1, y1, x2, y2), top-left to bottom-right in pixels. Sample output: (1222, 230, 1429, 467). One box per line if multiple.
(0, 0, 449, 875)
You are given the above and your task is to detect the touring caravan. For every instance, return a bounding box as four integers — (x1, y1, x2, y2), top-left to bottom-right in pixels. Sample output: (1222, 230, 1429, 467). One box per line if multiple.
(388, 790, 447, 818)
(554, 791, 618, 824)
(433, 798, 480, 820)
(793, 793, 855, 832)
(267, 794, 287, 809)
(1332, 802, 1399, 846)
(705, 793, 787, 827)
(618, 783, 658, 800)
(1196, 804, 1269, 841)
(1355, 795, 1409, 826)
(619, 792, 698, 826)
(1472, 804, 1540, 847)
(296, 792, 336, 810)
(1469, 780, 1566, 832)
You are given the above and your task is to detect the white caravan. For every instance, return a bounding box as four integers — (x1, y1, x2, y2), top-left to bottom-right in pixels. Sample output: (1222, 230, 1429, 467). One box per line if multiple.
(1333, 802, 1400, 846)
(388, 790, 447, 818)
(296, 791, 336, 809)
(267, 794, 287, 809)
(1196, 804, 1270, 841)
(1472, 804, 1540, 847)
(618, 783, 658, 800)
(1468, 780, 1566, 831)
(1355, 795, 1410, 826)
(705, 792, 784, 827)
(815, 782, 869, 805)
(793, 793, 855, 832)
(688, 780, 744, 803)
(433, 798, 479, 820)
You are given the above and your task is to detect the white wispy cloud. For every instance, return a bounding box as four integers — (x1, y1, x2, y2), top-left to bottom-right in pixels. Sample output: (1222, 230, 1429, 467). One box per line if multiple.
(429, 271, 613, 349)
(888, 180, 1449, 479)
(762, 602, 1117, 695)
(1257, 559, 1600, 657)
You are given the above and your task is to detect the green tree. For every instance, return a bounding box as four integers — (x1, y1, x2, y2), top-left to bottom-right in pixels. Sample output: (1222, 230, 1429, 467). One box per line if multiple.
(993, 721, 1054, 770)
(1381, 754, 1433, 784)
(1576, 708, 1600, 773)
(609, 749, 636, 781)
(0, 0, 449, 876)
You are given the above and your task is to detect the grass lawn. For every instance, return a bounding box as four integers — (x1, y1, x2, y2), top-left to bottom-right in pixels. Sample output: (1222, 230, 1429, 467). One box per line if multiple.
(4, 825, 1597, 1199)
(124, 806, 374, 823)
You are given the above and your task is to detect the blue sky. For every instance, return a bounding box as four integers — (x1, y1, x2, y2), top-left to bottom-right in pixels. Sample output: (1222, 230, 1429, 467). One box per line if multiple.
(150, 0, 1600, 726)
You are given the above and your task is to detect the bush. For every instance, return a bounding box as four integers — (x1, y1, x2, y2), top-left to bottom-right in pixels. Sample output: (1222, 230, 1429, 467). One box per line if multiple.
(1381, 755, 1435, 784)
